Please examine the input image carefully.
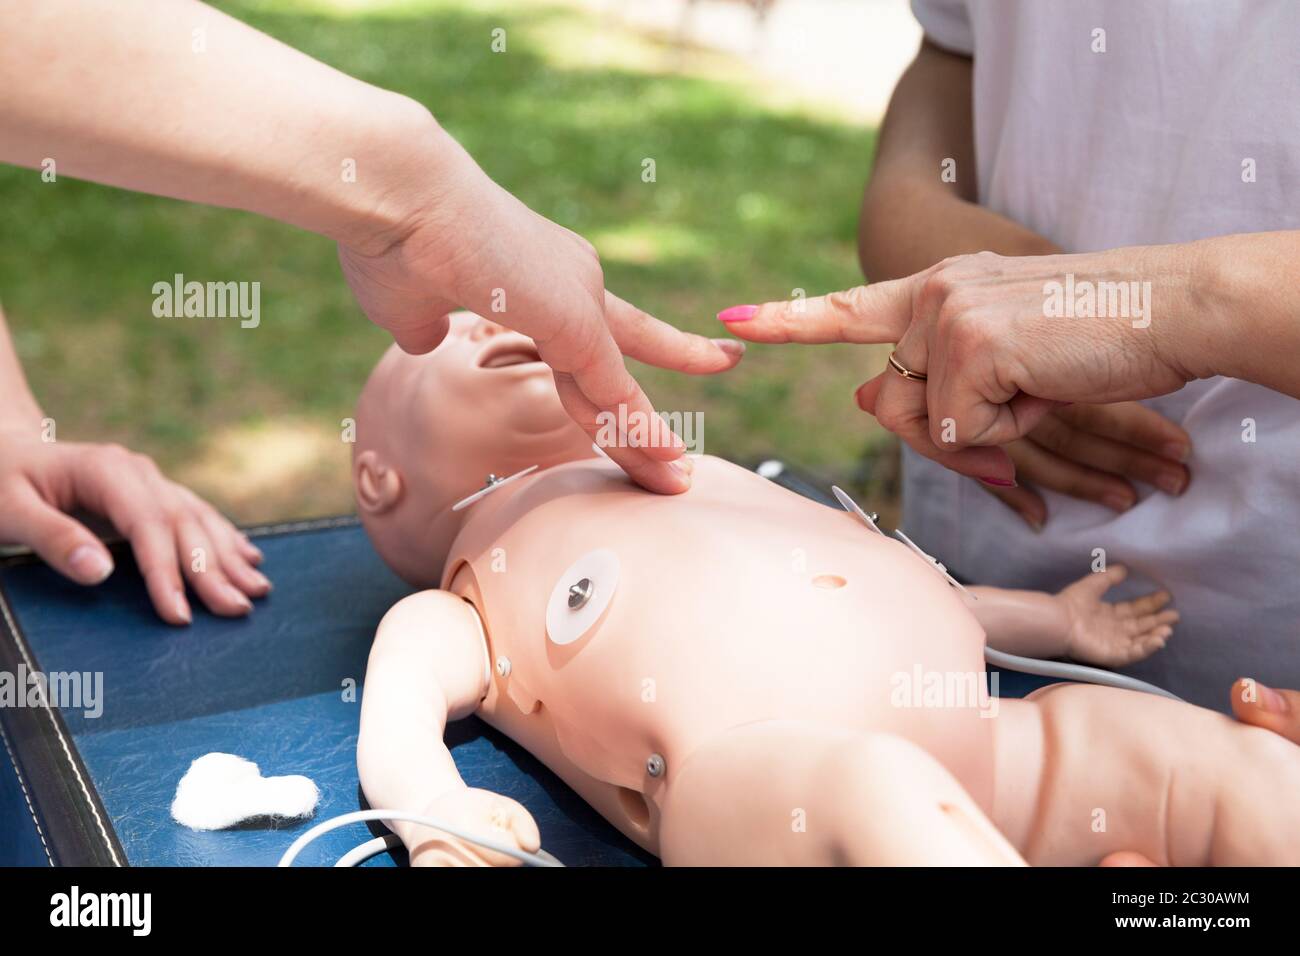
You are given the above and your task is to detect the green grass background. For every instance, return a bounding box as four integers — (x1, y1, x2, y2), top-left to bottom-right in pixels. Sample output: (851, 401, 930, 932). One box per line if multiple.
(0, 0, 899, 522)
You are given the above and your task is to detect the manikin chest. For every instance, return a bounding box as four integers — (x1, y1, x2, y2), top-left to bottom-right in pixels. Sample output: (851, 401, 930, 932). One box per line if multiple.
(439, 457, 993, 807)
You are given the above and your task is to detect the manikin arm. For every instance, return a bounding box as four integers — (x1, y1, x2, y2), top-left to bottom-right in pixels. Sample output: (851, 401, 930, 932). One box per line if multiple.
(966, 565, 1177, 668)
(658, 723, 1027, 865)
(965, 587, 1071, 658)
(358, 590, 540, 866)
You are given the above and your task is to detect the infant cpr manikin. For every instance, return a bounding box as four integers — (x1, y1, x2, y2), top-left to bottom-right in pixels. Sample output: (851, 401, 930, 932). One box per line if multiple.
(353, 312, 1300, 866)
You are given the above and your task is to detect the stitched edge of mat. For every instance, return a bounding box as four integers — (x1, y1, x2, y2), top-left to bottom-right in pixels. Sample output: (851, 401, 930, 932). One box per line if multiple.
(0, 707, 53, 865)
(0, 579, 125, 866)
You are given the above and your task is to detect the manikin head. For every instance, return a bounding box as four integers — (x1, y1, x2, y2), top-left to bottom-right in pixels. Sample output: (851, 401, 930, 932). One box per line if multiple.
(353, 312, 594, 586)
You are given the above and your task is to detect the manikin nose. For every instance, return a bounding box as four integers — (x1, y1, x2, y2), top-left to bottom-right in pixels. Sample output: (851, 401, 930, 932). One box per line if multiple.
(469, 319, 507, 342)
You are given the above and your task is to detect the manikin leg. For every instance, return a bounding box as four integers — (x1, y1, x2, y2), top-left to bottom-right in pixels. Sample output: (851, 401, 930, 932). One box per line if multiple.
(657, 720, 1025, 866)
(992, 684, 1300, 866)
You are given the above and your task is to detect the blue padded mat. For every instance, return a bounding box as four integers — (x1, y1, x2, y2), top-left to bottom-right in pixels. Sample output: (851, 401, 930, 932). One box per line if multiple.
(0, 518, 652, 867)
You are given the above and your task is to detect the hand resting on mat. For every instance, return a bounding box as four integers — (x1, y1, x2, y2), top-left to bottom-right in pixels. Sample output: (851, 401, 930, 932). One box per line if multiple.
(0, 306, 267, 625)
(0, 428, 269, 625)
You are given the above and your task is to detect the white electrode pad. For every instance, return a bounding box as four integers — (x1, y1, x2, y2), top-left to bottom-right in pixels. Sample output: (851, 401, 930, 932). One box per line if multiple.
(546, 549, 620, 646)
(831, 484, 972, 599)
(831, 485, 886, 536)
(893, 528, 973, 599)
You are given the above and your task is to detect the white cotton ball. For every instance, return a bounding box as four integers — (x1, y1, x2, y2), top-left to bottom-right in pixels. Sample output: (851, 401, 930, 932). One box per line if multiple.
(171, 753, 319, 831)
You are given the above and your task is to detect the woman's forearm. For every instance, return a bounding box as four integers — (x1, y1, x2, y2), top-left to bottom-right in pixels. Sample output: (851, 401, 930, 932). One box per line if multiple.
(865, 48, 1300, 400)
(1190, 231, 1300, 399)
(859, 40, 1060, 281)
(862, 183, 1063, 279)
(0, 306, 44, 426)
(0, 0, 451, 254)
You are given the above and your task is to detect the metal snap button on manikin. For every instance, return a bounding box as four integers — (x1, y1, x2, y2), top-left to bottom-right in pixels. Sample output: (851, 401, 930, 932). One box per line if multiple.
(646, 753, 666, 778)
(567, 578, 593, 610)
(546, 550, 620, 646)
(451, 465, 539, 513)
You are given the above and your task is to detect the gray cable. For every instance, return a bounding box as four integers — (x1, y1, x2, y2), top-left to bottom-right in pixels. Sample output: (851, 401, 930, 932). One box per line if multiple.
(335, 834, 401, 867)
(984, 646, 1183, 701)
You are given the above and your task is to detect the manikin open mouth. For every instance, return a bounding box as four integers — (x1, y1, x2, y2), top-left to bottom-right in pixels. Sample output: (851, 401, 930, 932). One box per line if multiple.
(478, 338, 544, 369)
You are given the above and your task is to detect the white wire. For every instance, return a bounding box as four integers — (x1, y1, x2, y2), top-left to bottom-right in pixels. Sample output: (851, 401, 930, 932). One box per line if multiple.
(277, 809, 564, 867)
(335, 834, 401, 867)
(984, 646, 1183, 701)
(334, 833, 565, 868)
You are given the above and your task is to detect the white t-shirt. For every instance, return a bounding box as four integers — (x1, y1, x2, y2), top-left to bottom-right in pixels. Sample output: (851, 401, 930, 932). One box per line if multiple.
(906, 0, 1300, 709)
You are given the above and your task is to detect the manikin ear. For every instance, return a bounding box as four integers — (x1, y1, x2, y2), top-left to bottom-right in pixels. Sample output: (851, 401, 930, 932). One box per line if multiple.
(354, 449, 404, 515)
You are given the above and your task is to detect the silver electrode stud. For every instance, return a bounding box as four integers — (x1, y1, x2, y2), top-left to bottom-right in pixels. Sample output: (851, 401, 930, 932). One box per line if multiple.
(646, 753, 666, 778)
(451, 465, 539, 513)
(567, 577, 593, 610)
(495, 656, 511, 678)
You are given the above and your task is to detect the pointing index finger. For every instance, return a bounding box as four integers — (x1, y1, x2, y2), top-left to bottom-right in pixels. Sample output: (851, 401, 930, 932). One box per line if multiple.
(605, 291, 744, 374)
(716, 278, 914, 345)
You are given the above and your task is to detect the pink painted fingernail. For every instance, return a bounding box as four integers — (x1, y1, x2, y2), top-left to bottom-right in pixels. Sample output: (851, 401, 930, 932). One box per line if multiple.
(978, 476, 1017, 488)
(67, 544, 113, 584)
(717, 305, 758, 323)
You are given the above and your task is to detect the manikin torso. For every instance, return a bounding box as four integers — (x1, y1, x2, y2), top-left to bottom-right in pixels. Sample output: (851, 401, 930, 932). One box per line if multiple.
(441, 454, 993, 852)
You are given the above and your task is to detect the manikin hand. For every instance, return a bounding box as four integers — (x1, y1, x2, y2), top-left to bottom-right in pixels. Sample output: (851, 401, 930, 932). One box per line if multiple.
(1057, 565, 1177, 667)
(405, 787, 541, 867)
(0, 427, 268, 625)
(982, 402, 1191, 529)
(339, 141, 742, 496)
